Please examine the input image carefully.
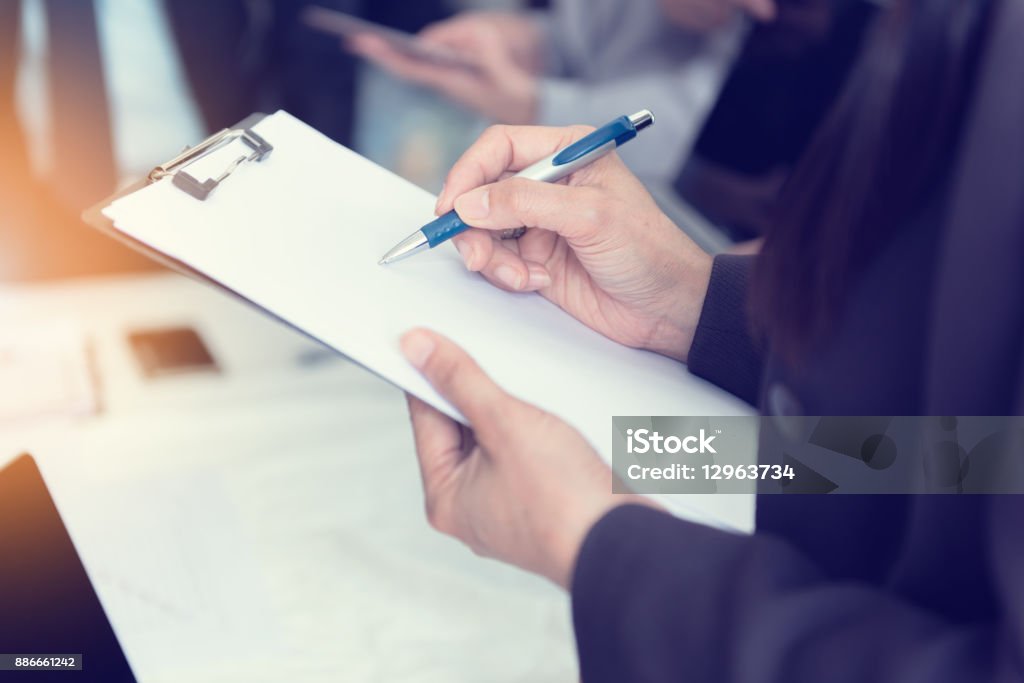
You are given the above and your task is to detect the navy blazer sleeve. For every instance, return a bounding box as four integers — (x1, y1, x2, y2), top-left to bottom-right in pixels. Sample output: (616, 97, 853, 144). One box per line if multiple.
(687, 254, 764, 405)
(571, 502, 1023, 683)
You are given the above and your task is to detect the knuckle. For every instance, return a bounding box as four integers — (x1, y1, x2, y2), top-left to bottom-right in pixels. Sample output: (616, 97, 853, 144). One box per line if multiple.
(474, 393, 518, 441)
(568, 124, 596, 141)
(430, 354, 461, 391)
(423, 501, 444, 532)
(467, 233, 494, 268)
(424, 497, 437, 525)
(533, 406, 566, 433)
(480, 124, 510, 147)
(594, 195, 618, 225)
(476, 392, 507, 425)
(461, 392, 505, 444)
(578, 190, 614, 232)
(424, 497, 449, 534)
(502, 177, 534, 216)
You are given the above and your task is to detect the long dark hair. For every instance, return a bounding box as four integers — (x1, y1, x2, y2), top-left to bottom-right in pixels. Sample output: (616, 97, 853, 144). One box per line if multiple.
(753, 0, 996, 362)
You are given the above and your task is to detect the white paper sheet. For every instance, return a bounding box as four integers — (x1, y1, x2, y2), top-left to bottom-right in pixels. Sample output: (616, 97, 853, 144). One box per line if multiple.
(103, 111, 752, 462)
(0, 321, 97, 422)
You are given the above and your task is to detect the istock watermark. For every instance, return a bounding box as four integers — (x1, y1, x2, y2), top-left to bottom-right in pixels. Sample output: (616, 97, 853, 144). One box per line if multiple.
(612, 416, 1024, 494)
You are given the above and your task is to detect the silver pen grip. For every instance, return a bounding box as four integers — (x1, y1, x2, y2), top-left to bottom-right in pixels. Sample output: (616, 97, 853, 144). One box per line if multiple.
(513, 140, 618, 183)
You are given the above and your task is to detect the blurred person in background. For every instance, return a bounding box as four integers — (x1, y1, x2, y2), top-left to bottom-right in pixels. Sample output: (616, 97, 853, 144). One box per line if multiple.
(395, 0, 1024, 681)
(0, 0, 154, 279)
(675, 0, 879, 239)
(0, 0, 449, 280)
(350, 0, 778, 184)
(351, 0, 882, 246)
(164, 0, 452, 151)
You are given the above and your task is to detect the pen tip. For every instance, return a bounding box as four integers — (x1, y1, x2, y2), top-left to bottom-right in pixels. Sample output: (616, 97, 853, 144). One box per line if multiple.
(378, 257, 389, 266)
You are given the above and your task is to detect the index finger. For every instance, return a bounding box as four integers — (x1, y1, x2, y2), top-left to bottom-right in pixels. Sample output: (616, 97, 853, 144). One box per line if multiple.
(436, 124, 595, 214)
(419, 18, 474, 46)
(348, 34, 452, 87)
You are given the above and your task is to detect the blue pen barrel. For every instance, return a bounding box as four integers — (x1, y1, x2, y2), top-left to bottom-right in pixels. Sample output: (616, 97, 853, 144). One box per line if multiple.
(423, 211, 471, 247)
(400, 110, 653, 258)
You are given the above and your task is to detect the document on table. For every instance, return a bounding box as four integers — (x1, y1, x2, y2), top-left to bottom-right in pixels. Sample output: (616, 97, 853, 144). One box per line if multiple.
(101, 111, 752, 462)
(0, 321, 97, 422)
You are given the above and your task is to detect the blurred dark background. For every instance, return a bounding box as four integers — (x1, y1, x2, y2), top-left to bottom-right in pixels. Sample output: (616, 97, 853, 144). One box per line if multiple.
(0, 0, 874, 281)
(0, 0, 457, 281)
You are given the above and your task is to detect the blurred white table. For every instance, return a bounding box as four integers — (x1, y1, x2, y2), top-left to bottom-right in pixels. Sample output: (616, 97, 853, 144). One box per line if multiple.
(0, 272, 577, 682)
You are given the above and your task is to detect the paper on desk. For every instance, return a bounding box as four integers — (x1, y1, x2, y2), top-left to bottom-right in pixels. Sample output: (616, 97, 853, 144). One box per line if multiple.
(102, 111, 752, 463)
(0, 321, 97, 422)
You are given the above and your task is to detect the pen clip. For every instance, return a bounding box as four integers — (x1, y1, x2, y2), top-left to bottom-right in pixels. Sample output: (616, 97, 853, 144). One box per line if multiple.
(551, 110, 654, 167)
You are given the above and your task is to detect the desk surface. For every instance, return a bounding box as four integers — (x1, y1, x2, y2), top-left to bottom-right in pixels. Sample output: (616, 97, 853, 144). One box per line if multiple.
(0, 271, 751, 682)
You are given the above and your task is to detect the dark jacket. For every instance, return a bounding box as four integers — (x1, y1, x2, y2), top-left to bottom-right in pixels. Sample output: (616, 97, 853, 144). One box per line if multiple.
(571, 1, 1024, 681)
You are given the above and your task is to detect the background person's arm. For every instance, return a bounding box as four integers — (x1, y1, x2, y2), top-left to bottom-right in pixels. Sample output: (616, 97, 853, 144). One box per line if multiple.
(348, 11, 542, 124)
(572, 501, 1018, 683)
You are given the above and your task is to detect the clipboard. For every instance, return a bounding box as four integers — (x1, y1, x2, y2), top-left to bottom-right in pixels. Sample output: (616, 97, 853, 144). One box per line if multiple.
(82, 109, 755, 530)
(85, 113, 268, 279)
(84, 110, 754, 419)
(88, 110, 751, 435)
(83, 114, 335, 354)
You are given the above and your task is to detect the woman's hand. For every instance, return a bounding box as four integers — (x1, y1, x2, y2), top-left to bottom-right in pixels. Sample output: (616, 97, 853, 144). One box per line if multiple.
(439, 125, 713, 362)
(348, 12, 542, 124)
(401, 328, 649, 588)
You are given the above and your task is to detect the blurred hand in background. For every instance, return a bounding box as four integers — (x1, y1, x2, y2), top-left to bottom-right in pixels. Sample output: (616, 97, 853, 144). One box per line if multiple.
(348, 11, 543, 124)
(419, 11, 548, 76)
(348, 0, 779, 177)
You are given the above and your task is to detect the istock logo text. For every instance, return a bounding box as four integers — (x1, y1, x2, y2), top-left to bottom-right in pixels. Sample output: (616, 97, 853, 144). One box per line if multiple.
(625, 428, 717, 455)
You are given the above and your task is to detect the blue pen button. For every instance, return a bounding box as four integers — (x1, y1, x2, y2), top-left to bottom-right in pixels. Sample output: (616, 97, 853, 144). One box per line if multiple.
(552, 115, 637, 166)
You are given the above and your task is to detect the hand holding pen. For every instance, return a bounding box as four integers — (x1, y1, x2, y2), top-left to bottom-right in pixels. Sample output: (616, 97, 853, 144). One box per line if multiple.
(385, 117, 715, 364)
(380, 111, 655, 264)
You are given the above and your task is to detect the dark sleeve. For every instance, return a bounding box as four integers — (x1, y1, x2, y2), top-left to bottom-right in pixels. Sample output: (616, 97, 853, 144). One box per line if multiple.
(687, 254, 764, 404)
(572, 503, 1016, 683)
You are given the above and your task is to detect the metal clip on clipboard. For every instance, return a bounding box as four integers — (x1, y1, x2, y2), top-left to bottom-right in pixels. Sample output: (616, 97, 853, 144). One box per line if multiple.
(148, 126, 273, 201)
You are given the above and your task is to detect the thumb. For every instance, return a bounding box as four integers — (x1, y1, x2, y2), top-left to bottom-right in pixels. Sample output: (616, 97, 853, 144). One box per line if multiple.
(453, 177, 609, 242)
(401, 329, 511, 434)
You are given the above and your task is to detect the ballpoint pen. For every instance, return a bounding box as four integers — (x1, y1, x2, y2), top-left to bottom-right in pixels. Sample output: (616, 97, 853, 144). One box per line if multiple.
(378, 109, 655, 265)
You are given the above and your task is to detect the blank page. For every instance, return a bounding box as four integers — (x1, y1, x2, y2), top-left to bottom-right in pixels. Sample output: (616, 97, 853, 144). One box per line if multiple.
(103, 112, 752, 463)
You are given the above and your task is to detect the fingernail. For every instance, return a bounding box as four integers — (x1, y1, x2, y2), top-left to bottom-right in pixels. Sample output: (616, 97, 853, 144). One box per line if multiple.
(495, 265, 524, 290)
(455, 188, 490, 221)
(455, 240, 475, 269)
(401, 331, 436, 369)
(526, 263, 551, 289)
